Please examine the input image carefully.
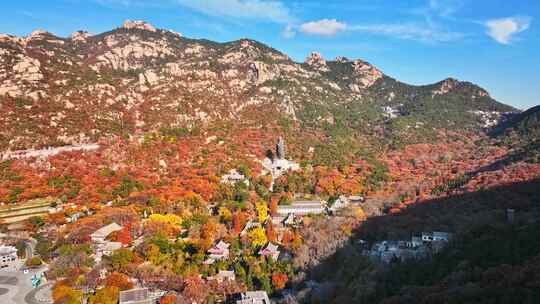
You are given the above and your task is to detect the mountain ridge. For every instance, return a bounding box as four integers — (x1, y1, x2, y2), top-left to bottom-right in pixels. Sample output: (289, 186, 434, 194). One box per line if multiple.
(0, 20, 517, 151)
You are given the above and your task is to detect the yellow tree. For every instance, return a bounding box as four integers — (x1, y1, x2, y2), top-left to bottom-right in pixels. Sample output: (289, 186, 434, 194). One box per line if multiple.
(52, 284, 83, 304)
(218, 207, 233, 223)
(88, 287, 119, 304)
(255, 202, 268, 223)
(351, 206, 367, 221)
(148, 213, 182, 226)
(248, 227, 267, 248)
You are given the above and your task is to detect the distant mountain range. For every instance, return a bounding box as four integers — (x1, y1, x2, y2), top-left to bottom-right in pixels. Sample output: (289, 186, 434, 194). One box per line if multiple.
(0, 20, 518, 150)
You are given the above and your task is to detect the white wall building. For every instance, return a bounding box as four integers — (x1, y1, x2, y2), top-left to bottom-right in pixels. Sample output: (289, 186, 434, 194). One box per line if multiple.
(236, 291, 271, 304)
(0, 245, 18, 270)
(90, 222, 123, 244)
(276, 200, 327, 216)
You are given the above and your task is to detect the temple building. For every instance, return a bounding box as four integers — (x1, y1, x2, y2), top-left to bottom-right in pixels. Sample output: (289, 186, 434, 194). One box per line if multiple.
(260, 137, 300, 189)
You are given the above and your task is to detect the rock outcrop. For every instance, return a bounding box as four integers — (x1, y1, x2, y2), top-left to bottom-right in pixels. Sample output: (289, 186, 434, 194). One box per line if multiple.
(351, 59, 383, 88)
(433, 78, 460, 95)
(305, 52, 329, 72)
(122, 20, 157, 32)
(70, 31, 91, 42)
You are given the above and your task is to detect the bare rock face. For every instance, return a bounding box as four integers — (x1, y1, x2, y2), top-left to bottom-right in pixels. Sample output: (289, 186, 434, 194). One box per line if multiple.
(92, 40, 175, 71)
(248, 62, 279, 84)
(433, 78, 460, 95)
(351, 59, 383, 88)
(122, 20, 157, 32)
(0, 19, 504, 151)
(432, 78, 491, 98)
(27, 29, 49, 40)
(139, 70, 160, 86)
(0, 53, 43, 98)
(13, 55, 43, 82)
(70, 31, 91, 42)
(349, 84, 361, 93)
(305, 52, 329, 72)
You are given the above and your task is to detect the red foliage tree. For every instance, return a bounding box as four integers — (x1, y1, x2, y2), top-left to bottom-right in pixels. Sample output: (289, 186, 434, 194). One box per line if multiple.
(160, 294, 177, 304)
(116, 223, 132, 245)
(266, 221, 276, 243)
(232, 211, 246, 235)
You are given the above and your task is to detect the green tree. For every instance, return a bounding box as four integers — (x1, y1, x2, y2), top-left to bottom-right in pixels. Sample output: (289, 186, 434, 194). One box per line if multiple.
(110, 248, 135, 272)
(28, 216, 45, 229)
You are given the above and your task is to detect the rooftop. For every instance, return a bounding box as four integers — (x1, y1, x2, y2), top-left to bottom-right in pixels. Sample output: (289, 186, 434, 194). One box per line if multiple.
(119, 288, 150, 304)
(0, 245, 17, 256)
(91, 222, 123, 239)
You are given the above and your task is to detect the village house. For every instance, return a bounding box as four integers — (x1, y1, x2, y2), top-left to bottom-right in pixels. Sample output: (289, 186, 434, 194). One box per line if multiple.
(407, 236, 423, 248)
(221, 169, 249, 186)
(90, 222, 124, 262)
(276, 200, 327, 217)
(422, 231, 451, 242)
(0, 245, 18, 270)
(119, 288, 153, 304)
(65, 211, 83, 223)
(234, 291, 271, 304)
(258, 242, 280, 261)
(347, 195, 364, 204)
(366, 231, 451, 263)
(328, 195, 351, 213)
(204, 240, 230, 265)
(91, 222, 123, 244)
(283, 213, 299, 226)
(272, 213, 300, 228)
(101, 241, 123, 256)
(208, 270, 236, 283)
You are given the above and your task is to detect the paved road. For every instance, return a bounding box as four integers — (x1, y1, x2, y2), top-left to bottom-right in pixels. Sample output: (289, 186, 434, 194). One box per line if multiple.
(25, 238, 37, 260)
(24, 282, 53, 304)
(0, 275, 19, 304)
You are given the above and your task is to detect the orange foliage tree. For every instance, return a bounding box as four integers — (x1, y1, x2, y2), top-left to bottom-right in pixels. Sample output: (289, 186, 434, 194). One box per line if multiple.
(271, 273, 288, 290)
(105, 272, 134, 291)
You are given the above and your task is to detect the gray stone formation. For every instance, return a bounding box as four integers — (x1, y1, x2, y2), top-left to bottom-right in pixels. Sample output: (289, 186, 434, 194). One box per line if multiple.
(276, 137, 285, 160)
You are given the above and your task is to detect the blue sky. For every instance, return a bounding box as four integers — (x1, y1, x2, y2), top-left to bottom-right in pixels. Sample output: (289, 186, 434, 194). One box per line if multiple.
(1, 0, 538, 109)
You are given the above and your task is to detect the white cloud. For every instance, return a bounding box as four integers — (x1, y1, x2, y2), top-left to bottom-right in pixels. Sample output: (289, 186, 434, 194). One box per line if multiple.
(296, 17, 461, 42)
(281, 24, 296, 39)
(350, 23, 463, 42)
(299, 19, 347, 36)
(485, 16, 532, 44)
(428, 0, 463, 18)
(175, 0, 293, 24)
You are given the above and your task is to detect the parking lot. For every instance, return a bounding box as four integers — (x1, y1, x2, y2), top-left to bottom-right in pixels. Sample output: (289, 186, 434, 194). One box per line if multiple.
(0, 266, 51, 304)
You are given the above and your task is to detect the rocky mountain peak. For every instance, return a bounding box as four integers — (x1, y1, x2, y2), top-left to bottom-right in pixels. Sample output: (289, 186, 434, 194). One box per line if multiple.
(350, 59, 383, 89)
(335, 56, 350, 63)
(121, 20, 157, 32)
(27, 29, 50, 40)
(70, 30, 91, 42)
(433, 78, 461, 95)
(305, 51, 329, 71)
(0, 34, 23, 44)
